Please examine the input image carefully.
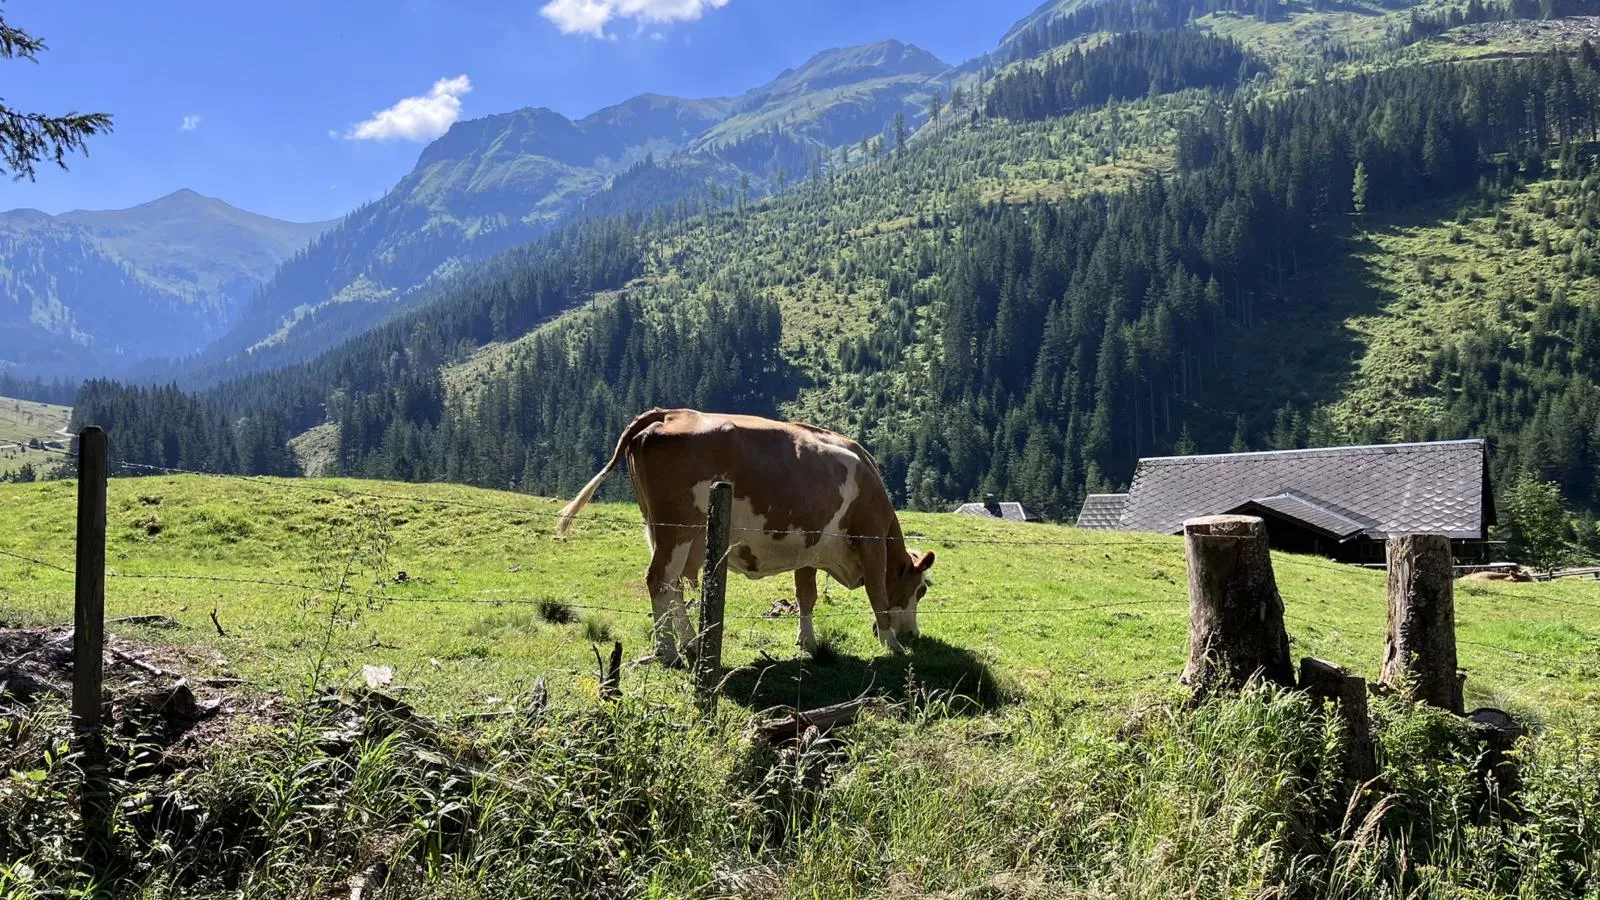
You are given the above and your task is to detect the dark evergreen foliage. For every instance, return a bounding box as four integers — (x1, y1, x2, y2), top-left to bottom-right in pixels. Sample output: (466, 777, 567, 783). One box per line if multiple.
(987, 32, 1264, 122)
(0, 373, 76, 406)
(70, 380, 296, 476)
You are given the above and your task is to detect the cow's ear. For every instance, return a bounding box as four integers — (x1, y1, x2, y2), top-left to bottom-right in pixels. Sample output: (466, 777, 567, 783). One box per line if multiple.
(916, 550, 936, 571)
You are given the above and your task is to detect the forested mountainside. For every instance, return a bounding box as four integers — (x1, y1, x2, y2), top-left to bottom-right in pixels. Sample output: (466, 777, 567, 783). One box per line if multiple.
(151, 40, 956, 384)
(69, 0, 1600, 558)
(0, 190, 331, 374)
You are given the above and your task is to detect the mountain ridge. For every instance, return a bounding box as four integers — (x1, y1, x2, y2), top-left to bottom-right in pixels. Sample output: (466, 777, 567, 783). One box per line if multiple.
(169, 39, 955, 383)
(0, 191, 334, 374)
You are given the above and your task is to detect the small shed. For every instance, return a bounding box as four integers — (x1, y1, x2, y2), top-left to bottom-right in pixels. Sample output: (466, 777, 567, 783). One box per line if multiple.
(954, 493, 1042, 523)
(1073, 439, 1495, 563)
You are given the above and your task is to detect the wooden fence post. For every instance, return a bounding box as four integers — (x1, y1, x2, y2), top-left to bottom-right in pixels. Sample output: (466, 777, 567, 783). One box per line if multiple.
(73, 425, 111, 859)
(1300, 657, 1377, 785)
(1382, 534, 1463, 714)
(695, 481, 732, 711)
(1182, 515, 1294, 694)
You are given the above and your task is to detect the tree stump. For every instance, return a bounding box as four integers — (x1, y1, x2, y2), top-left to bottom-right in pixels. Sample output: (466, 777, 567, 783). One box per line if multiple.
(1383, 534, 1463, 714)
(1299, 657, 1377, 785)
(1182, 515, 1294, 694)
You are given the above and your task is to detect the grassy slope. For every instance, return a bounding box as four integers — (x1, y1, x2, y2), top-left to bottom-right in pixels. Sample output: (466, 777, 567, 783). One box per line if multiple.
(1219, 176, 1596, 442)
(0, 394, 70, 477)
(436, 95, 1184, 444)
(1329, 184, 1595, 437)
(2, 476, 1596, 719)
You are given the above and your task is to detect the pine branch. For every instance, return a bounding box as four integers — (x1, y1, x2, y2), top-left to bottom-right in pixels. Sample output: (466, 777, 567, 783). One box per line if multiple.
(0, 18, 47, 62)
(0, 106, 114, 181)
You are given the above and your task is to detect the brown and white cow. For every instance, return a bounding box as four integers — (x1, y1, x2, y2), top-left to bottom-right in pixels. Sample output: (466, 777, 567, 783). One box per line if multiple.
(556, 408, 935, 665)
(1461, 569, 1534, 583)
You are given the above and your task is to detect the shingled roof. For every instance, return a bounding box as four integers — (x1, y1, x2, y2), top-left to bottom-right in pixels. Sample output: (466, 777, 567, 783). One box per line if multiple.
(1075, 494, 1129, 530)
(1119, 439, 1494, 540)
(954, 499, 1042, 522)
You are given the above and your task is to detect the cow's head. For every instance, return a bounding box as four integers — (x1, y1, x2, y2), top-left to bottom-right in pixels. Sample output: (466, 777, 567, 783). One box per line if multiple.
(884, 549, 936, 640)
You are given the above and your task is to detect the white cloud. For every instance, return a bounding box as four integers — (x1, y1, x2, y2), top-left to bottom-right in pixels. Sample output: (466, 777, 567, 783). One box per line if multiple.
(341, 75, 472, 142)
(180, 115, 202, 131)
(540, 0, 730, 37)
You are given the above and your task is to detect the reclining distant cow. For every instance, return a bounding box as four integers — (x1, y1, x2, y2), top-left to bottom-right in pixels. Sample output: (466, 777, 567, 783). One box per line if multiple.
(556, 408, 935, 665)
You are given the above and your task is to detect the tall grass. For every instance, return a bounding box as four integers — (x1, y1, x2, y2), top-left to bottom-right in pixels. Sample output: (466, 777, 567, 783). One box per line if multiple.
(2, 687, 1597, 898)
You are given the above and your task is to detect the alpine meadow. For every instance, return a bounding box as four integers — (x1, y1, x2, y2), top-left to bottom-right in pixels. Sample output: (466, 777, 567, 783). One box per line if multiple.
(4, 0, 1600, 896)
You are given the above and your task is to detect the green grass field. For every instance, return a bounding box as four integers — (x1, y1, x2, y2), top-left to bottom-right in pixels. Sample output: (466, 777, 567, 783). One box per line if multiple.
(0, 394, 70, 478)
(6, 475, 1600, 897)
(3, 475, 1597, 719)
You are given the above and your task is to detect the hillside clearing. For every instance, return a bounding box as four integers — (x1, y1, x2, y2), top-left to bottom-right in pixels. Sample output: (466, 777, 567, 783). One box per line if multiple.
(0, 394, 71, 478)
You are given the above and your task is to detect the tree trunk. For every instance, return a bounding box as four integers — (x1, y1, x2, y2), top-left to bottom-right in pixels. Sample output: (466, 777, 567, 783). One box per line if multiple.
(1182, 515, 1294, 694)
(1383, 534, 1463, 714)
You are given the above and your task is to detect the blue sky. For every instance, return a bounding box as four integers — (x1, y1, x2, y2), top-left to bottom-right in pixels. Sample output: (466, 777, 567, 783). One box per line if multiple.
(0, 0, 1039, 223)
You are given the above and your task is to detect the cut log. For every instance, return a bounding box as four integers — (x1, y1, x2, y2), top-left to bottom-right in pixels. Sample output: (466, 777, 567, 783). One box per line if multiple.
(758, 699, 876, 744)
(1299, 658, 1377, 784)
(1182, 516, 1294, 694)
(1383, 535, 1463, 714)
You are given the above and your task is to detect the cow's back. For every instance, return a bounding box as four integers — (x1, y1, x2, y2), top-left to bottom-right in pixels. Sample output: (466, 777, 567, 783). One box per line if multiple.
(628, 410, 896, 565)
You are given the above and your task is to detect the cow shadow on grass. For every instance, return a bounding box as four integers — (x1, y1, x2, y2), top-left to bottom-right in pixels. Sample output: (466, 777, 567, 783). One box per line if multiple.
(720, 635, 1010, 715)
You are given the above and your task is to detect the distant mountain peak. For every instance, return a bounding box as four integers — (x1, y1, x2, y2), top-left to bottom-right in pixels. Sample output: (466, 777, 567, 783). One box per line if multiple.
(749, 39, 949, 103)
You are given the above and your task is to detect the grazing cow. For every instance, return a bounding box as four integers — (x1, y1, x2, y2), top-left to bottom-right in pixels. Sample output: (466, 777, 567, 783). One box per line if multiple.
(1461, 570, 1533, 583)
(556, 409, 935, 665)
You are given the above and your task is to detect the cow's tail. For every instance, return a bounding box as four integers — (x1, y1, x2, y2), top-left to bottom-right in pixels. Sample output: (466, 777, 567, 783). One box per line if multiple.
(556, 409, 670, 537)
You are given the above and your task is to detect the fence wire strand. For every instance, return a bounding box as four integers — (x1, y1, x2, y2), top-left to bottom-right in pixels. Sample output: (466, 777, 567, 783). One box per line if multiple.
(98, 456, 1193, 548)
(0, 547, 73, 574)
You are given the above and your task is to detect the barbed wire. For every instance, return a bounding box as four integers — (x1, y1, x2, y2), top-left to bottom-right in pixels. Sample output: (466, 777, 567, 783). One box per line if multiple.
(1285, 613, 1581, 668)
(376, 594, 1188, 622)
(96, 456, 1199, 548)
(105, 571, 326, 593)
(0, 547, 73, 575)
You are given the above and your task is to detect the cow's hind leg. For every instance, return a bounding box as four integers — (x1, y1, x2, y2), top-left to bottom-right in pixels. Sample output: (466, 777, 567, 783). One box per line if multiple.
(795, 567, 819, 653)
(673, 531, 706, 661)
(646, 534, 694, 668)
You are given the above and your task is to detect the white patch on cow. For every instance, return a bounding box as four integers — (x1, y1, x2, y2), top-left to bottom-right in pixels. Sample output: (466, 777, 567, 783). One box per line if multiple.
(798, 613, 816, 651)
(661, 533, 695, 648)
(725, 453, 865, 590)
(888, 607, 919, 639)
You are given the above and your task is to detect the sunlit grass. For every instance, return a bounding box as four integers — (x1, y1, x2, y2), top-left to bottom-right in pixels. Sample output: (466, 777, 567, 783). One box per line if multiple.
(2, 475, 1596, 717)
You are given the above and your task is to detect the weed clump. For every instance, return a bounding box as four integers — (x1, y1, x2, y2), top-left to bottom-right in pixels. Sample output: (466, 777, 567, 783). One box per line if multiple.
(538, 598, 577, 625)
(583, 614, 614, 643)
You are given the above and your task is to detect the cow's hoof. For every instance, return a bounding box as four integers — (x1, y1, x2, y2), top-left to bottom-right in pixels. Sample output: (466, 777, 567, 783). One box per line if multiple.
(880, 635, 908, 656)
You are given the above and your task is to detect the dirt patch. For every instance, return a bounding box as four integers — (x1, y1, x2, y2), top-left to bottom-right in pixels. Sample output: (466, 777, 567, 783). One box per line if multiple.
(0, 624, 257, 759)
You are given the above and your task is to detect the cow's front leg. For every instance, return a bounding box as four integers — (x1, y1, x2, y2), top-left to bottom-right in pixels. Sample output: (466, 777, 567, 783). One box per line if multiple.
(873, 611, 906, 655)
(795, 567, 819, 653)
(861, 549, 906, 655)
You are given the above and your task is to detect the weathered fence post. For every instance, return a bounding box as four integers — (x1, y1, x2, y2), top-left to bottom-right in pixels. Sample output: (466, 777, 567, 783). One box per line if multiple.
(1382, 534, 1463, 714)
(1182, 515, 1294, 694)
(1300, 657, 1378, 785)
(695, 481, 732, 711)
(73, 425, 111, 859)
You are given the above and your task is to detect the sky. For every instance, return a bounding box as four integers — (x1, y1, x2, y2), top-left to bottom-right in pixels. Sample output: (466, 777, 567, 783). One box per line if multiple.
(0, 0, 1041, 223)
